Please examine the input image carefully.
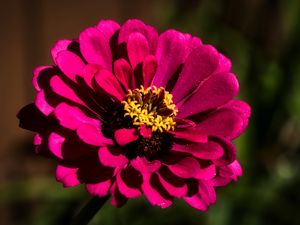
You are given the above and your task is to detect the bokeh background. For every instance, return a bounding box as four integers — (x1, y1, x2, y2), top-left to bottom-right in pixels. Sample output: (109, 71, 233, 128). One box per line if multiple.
(1, 0, 300, 224)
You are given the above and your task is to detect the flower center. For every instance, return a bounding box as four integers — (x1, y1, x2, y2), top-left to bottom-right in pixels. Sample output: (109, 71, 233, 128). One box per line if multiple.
(121, 86, 177, 132)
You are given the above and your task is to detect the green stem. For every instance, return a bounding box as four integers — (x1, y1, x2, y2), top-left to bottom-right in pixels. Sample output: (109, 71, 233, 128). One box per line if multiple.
(71, 195, 110, 225)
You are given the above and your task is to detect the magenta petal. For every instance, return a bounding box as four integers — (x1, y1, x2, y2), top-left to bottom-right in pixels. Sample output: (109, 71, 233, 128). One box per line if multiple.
(142, 55, 157, 88)
(54, 103, 100, 130)
(79, 27, 112, 69)
(98, 147, 128, 168)
(35, 90, 54, 116)
(171, 140, 224, 160)
(86, 180, 111, 197)
(48, 132, 64, 159)
(56, 165, 80, 187)
(172, 45, 219, 103)
(32, 66, 52, 91)
(110, 182, 128, 207)
(152, 29, 187, 87)
(131, 156, 161, 174)
(157, 173, 187, 198)
(116, 172, 141, 198)
(216, 53, 232, 73)
(140, 124, 152, 138)
(114, 128, 138, 146)
(96, 19, 120, 39)
(113, 58, 133, 90)
(164, 157, 201, 179)
(94, 69, 125, 101)
(178, 72, 239, 118)
(77, 124, 113, 146)
(184, 194, 208, 211)
(228, 160, 242, 177)
(51, 40, 72, 64)
(170, 128, 207, 143)
(212, 137, 236, 166)
(55, 51, 85, 81)
(127, 32, 149, 68)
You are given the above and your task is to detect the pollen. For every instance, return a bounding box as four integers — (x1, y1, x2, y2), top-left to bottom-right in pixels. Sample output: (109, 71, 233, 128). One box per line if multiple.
(122, 86, 178, 132)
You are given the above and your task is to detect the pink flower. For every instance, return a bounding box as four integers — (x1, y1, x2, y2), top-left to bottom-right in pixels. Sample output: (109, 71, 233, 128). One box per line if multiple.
(18, 19, 250, 210)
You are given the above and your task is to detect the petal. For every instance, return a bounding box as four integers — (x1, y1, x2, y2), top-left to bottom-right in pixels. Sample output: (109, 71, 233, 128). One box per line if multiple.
(140, 124, 152, 138)
(127, 32, 149, 68)
(51, 40, 72, 64)
(164, 157, 201, 179)
(32, 66, 52, 91)
(157, 173, 187, 198)
(116, 171, 141, 198)
(48, 132, 65, 159)
(170, 128, 207, 143)
(55, 51, 85, 81)
(98, 147, 128, 168)
(86, 180, 111, 197)
(142, 55, 157, 88)
(172, 45, 219, 103)
(151, 29, 187, 87)
(79, 27, 112, 69)
(178, 72, 239, 118)
(35, 90, 54, 116)
(77, 124, 113, 146)
(212, 137, 236, 166)
(56, 165, 80, 187)
(184, 194, 208, 211)
(94, 69, 125, 101)
(96, 19, 120, 39)
(113, 58, 133, 90)
(114, 128, 139, 146)
(54, 103, 99, 130)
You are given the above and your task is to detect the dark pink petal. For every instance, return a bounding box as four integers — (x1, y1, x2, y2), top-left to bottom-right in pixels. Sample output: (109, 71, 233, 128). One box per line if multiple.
(184, 194, 208, 211)
(94, 69, 125, 101)
(48, 132, 65, 159)
(86, 180, 111, 197)
(96, 19, 120, 39)
(79, 27, 112, 69)
(142, 55, 157, 88)
(171, 141, 224, 160)
(216, 53, 232, 73)
(98, 147, 128, 168)
(140, 124, 152, 138)
(56, 165, 80, 187)
(172, 45, 219, 103)
(151, 29, 187, 87)
(54, 103, 99, 130)
(184, 34, 202, 56)
(198, 181, 216, 205)
(35, 90, 54, 116)
(33, 133, 42, 146)
(77, 124, 113, 146)
(212, 137, 236, 166)
(127, 32, 149, 68)
(131, 156, 161, 174)
(118, 19, 158, 54)
(196, 164, 216, 180)
(164, 157, 201, 179)
(113, 58, 133, 90)
(116, 172, 141, 198)
(32, 66, 52, 91)
(110, 182, 128, 207)
(195, 100, 251, 139)
(114, 128, 138, 146)
(50, 75, 85, 106)
(170, 128, 207, 143)
(228, 160, 242, 178)
(157, 173, 187, 198)
(51, 40, 72, 64)
(55, 51, 85, 81)
(178, 72, 239, 118)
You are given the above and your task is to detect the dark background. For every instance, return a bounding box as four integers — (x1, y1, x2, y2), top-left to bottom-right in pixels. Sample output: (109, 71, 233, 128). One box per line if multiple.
(1, 0, 300, 225)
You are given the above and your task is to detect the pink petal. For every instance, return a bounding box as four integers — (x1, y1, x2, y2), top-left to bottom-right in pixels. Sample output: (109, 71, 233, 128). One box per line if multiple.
(98, 147, 128, 168)
(172, 45, 219, 103)
(79, 27, 112, 69)
(54, 103, 99, 130)
(35, 90, 54, 116)
(127, 32, 149, 68)
(151, 29, 187, 87)
(178, 72, 239, 118)
(140, 124, 152, 138)
(110, 182, 128, 207)
(228, 160, 243, 177)
(32, 66, 52, 91)
(164, 157, 201, 179)
(157, 173, 187, 198)
(216, 53, 232, 73)
(113, 58, 133, 90)
(94, 69, 125, 101)
(77, 123, 113, 146)
(86, 180, 111, 197)
(212, 137, 236, 166)
(55, 50, 85, 81)
(48, 132, 65, 159)
(56, 165, 80, 187)
(114, 128, 138, 146)
(131, 156, 161, 174)
(51, 40, 72, 64)
(116, 171, 141, 198)
(96, 20, 120, 39)
(184, 194, 208, 211)
(142, 55, 157, 88)
(170, 128, 207, 143)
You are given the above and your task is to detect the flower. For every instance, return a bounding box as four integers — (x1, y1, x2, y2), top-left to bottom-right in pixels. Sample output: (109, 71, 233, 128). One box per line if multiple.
(17, 19, 250, 210)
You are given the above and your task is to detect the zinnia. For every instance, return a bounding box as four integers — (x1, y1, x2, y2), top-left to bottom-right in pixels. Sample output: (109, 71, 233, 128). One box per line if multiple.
(18, 19, 250, 210)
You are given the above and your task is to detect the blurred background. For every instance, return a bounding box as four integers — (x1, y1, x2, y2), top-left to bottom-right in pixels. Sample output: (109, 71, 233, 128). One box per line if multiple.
(1, 0, 300, 224)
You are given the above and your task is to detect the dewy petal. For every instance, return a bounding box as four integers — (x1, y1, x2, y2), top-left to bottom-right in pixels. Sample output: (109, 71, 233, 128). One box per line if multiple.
(172, 45, 219, 103)
(55, 50, 85, 81)
(54, 103, 100, 130)
(51, 40, 72, 64)
(127, 32, 149, 68)
(98, 146, 128, 168)
(142, 55, 157, 88)
(77, 124, 113, 146)
(86, 180, 111, 197)
(79, 27, 112, 70)
(96, 19, 120, 39)
(151, 29, 187, 87)
(94, 69, 125, 101)
(116, 172, 141, 198)
(113, 58, 133, 90)
(56, 165, 80, 187)
(114, 128, 139, 146)
(178, 72, 239, 118)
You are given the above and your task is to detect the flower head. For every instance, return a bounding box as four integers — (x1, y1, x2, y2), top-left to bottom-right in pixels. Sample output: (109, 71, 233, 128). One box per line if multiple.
(18, 19, 250, 210)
